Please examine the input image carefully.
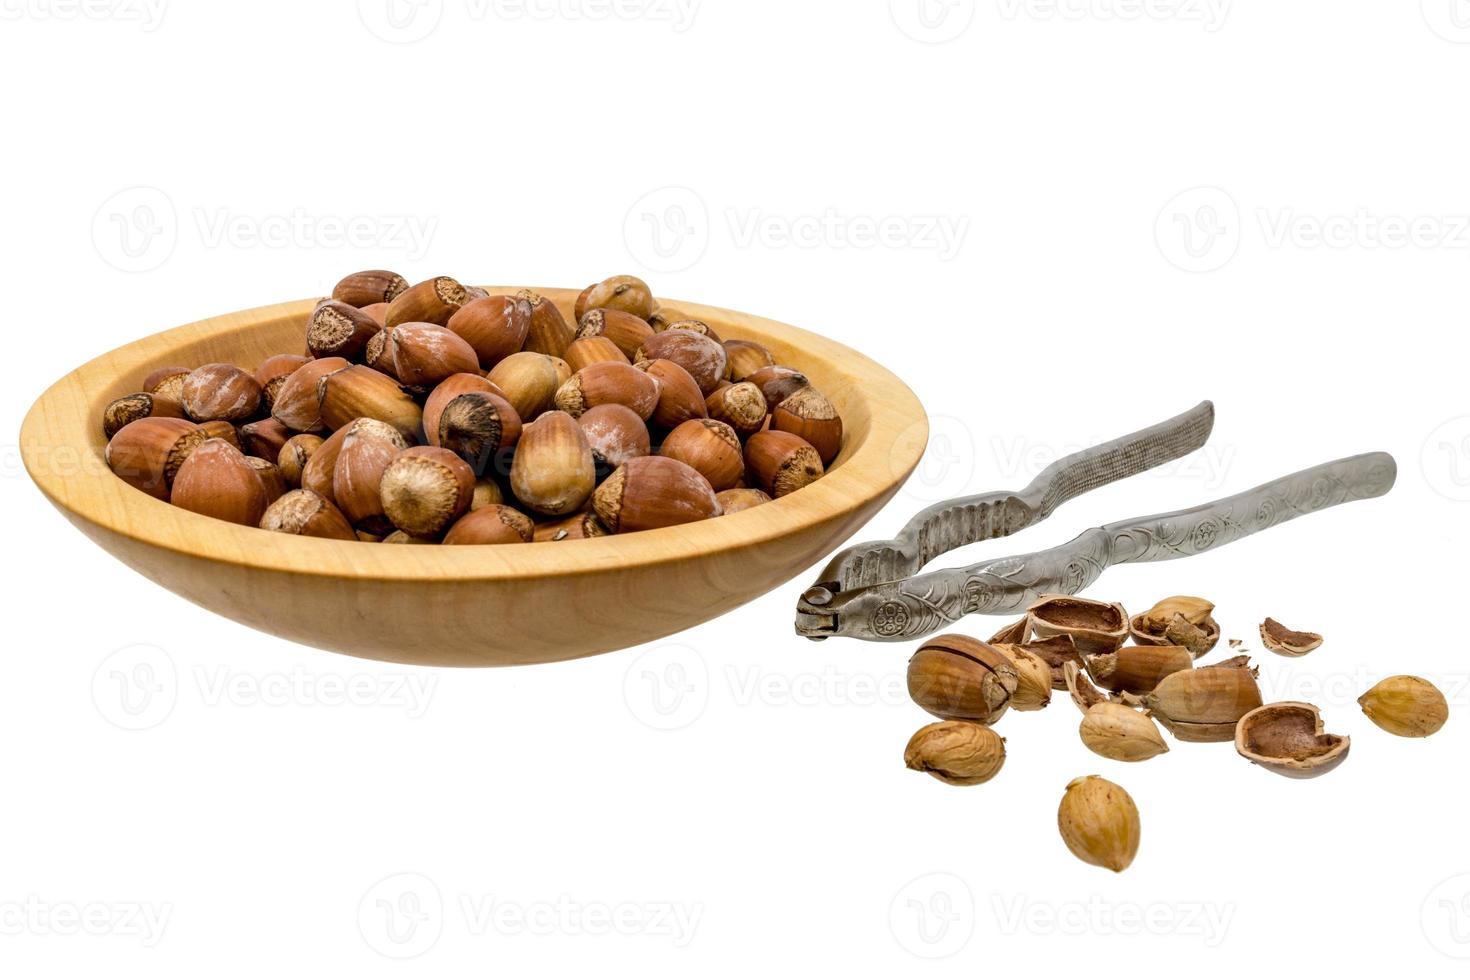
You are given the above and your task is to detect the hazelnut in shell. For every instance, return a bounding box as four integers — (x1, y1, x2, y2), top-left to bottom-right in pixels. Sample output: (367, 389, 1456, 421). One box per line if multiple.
(331, 269, 408, 308)
(331, 418, 411, 534)
(516, 289, 575, 358)
(271, 357, 351, 432)
(576, 274, 656, 321)
(254, 354, 310, 410)
(509, 411, 596, 516)
(744, 430, 823, 498)
(487, 351, 562, 422)
(390, 322, 481, 389)
(771, 387, 843, 465)
(576, 308, 653, 360)
(423, 373, 522, 475)
(316, 364, 423, 437)
(180, 363, 262, 423)
(554, 362, 661, 421)
(380, 446, 476, 538)
(170, 438, 269, 526)
(276, 433, 323, 488)
(443, 505, 535, 545)
(660, 418, 744, 491)
(706, 381, 768, 437)
(577, 403, 650, 470)
(446, 294, 532, 368)
(384, 276, 468, 328)
(306, 300, 379, 360)
(102, 392, 183, 439)
(105, 416, 207, 500)
(634, 329, 727, 395)
(641, 358, 707, 429)
(259, 489, 357, 540)
(592, 456, 721, 533)
(715, 488, 770, 514)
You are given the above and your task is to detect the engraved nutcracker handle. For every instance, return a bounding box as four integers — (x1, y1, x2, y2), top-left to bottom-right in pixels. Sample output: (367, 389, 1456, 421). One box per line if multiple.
(837, 452, 1396, 641)
(803, 401, 1216, 597)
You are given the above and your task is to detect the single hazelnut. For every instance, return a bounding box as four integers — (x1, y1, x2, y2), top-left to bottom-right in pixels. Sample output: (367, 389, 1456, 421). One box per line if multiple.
(641, 358, 707, 429)
(331, 418, 411, 534)
(239, 418, 291, 463)
(657, 317, 721, 344)
(331, 269, 409, 308)
(723, 339, 775, 381)
(299, 425, 351, 504)
(316, 364, 423, 437)
(443, 504, 535, 545)
(470, 476, 504, 511)
(634, 330, 727, 395)
(515, 289, 575, 358)
(390, 322, 481, 389)
(102, 391, 183, 439)
(744, 365, 810, 411)
(576, 274, 656, 321)
(143, 366, 190, 402)
(180, 363, 262, 423)
(198, 420, 241, 450)
(276, 433, 324, 488)
(1079, 703, 1170, 763)
(170, 438, 269, 526)
(744, 430, 823, 498)
(1358, 675, 1448, 737)
(592, 456, 721, 534)
(423, 373, 522, 475)
(105, 416, 207, 500)
(384, 276, 469, 328)
(563, 336, 631, 374)
(715, 487, 770, 514)
(306, 300, 380, 360)
(577, 403, 650, 470)
(1142, 665, 1263, 743)
(380, 446, 476, 538)
(907, 634, 1019, 724)
(1057, 776, 1141, 873)
(575, 308, 653, 359)
(705, 381, 768, 437)
(659, 418, 743, 491)
(554, 362, 661, 420)
(771, 387, 843, 465)
(254, 354, 311, 410)
(271, 357, 351, 432)
(904, 720, 1006, 786)
(259, 488, 357, 540)
(509, 411, 596, 516)
(446, 294, 532, 368)
(486, 351, 562, 422)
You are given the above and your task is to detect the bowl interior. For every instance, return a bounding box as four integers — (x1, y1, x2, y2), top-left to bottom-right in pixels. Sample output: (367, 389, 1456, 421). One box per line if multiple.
(24, 288, 927, 586)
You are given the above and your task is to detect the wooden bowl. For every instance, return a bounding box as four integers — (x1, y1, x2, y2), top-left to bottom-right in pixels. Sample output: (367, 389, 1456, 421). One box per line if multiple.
(21, 289, 927, 667)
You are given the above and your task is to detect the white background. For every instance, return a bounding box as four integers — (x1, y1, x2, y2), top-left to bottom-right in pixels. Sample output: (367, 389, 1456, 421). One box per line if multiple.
(4, 0, 1469, 975)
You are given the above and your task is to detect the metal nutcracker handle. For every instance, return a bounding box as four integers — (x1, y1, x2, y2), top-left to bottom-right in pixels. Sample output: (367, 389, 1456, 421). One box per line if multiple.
(818, 451, 1397, 642)
(802, 400, 1216, 600)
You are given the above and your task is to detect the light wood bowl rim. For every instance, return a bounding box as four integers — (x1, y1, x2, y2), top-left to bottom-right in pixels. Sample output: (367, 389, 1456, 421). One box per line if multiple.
(22, 288, 927, 585)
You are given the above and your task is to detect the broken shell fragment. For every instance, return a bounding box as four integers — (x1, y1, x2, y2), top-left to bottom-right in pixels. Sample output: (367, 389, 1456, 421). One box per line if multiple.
(989, 617, 1030, 646)
(1234, 702, 1350, 778)
(1080, 703, 1170, 763)
(1085, 646, 1193, 695)
(903, 720, 1007, 786)
(1014, 634, 1085, 690)
(1064, 661, 1108, 713)
(1027, 596, 1129, 657)
(906, 634, 1019, 725)
(1143, 665, 1264, 742)
(1358, 675, 1449, 738)
(995, 645, 1052, 711)
(1057, 775, 1140, 873)
(1134, 596, 1214, 634)
(1259, 617, 1324, 657)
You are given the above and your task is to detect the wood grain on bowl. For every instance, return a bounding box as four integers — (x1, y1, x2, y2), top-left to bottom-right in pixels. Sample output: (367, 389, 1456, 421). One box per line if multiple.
(20, 288, 927, 666)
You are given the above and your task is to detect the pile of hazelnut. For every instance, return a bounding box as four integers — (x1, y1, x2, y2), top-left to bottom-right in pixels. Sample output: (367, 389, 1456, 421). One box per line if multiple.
(102, 272, 843, 544)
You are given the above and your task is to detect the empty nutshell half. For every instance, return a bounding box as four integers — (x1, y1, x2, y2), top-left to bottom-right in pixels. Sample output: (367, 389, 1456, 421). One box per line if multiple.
(1028, 596, 1129, 657)
(1259, 617, 1324, 657)
(1234, 701, 1350, 778)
